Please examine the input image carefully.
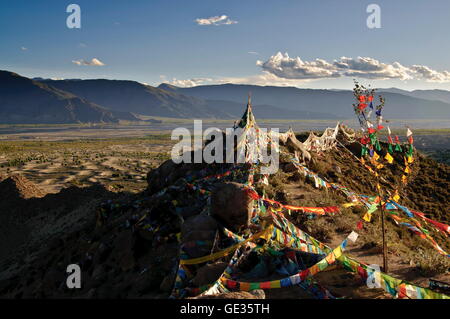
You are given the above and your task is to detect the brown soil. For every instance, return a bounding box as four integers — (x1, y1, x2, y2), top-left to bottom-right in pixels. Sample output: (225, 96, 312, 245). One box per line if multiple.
(0, 137, 449, 299)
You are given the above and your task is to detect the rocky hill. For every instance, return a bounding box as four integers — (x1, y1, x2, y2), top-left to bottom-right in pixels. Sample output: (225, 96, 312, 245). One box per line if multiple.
(0, 71, 137, 124)
(0, 127, 448, 299)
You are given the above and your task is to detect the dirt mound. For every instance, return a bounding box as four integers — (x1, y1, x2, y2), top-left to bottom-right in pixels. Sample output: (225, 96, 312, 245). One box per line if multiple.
(0, 174, 45, 200)
(0, 130, 449, 299)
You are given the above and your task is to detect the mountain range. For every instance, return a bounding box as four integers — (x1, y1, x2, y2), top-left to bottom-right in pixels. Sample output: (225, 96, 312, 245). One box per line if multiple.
(0, 71, 136, 124)
(162, 83, 450, 119)
(1, 70, 450, 124)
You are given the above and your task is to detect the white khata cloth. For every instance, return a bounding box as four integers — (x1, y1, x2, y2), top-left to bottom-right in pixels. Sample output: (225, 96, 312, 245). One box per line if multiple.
(303, 122, 340, 152)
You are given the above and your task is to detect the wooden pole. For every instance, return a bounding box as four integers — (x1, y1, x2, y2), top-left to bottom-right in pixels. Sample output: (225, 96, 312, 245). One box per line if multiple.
(376, 174, 388, 273)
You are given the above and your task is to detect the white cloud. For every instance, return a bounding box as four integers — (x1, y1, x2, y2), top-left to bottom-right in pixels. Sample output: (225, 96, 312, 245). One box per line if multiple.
(167, 78, 213, 87)
(162, 54, 450, 89)
(72, 58, 105, 66)
(333, 57, 412, 80)
(195, 15, 237, 26)
(410, 65, 450, 82)
(165, 73, 313, 88)
(21, 47, 27, 51)
(257, 52, 340, 79)
(257, 52, 450, 83)
(248, 51, 259, 55)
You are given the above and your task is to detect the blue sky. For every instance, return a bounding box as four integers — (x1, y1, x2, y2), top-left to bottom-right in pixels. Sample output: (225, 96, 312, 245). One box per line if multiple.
(1, 0, 450, 90)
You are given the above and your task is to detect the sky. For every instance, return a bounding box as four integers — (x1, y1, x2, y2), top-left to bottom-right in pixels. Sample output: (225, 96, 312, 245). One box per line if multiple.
(1, 0, 450, 90)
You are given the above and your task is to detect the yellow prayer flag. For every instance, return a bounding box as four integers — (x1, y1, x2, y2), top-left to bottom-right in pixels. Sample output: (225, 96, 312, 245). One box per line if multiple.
(326, 252, 336, 264)
(407, 156, 414, 164)
(384, 152, 394, 164)
(342, 202, 360, 208)
(404, 166, 411, 174)
(393, 190, 400, 202)
(363, 212, 372, 222)
(333, 246, 343, 259)
(270, 281, 281, 289)
(373, 152, 380, 161)
(402, 175, 407, 184)
(309, 264, 320, 276)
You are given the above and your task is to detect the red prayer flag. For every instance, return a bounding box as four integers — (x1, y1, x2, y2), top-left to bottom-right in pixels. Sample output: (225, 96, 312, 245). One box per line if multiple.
(300, 269, 310, 281)
(357, 266, 368, 279)
(358, 103, 368, 110)
(260, 281, 271, 289)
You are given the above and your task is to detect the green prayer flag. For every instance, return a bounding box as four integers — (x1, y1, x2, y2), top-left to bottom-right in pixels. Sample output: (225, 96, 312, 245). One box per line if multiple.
(388, 144, 393, 154)
(407, 144, 414, 156)
(361, 146, 368, 157)
(375, 140, 381, 151)
(367, 203, 378, 214)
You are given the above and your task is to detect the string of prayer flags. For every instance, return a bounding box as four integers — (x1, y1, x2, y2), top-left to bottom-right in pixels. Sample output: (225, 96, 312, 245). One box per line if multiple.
(388, 214, 450, 257)
(246, 188, 341, 216)
(179, 226, 273, 265)
(270, 203, 450, 299)
(337, 254, 450, 299)
(220, 231, 356, 291)
(411, 211, 450, 236)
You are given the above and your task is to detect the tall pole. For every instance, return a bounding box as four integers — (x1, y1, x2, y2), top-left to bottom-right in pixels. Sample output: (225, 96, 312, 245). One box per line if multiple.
(376, 174, 388, 273)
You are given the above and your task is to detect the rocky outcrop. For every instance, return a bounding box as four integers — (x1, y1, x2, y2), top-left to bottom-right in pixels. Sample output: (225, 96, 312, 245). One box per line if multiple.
(210, 182, 253, 232)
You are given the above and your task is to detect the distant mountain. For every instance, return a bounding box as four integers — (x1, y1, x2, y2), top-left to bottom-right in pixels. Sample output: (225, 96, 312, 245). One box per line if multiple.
(38, 79, 225, 119)
(0, 71, 137, 124)
(379, 88, 450, 105)
(4, 70, 449, 124)
(39, 78, 339, 119)
(162, 83, 450, 119)
(205, 99, 342, 119)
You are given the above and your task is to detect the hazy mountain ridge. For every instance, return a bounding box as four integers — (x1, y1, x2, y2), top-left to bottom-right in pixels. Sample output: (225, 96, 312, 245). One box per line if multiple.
(163, 83, 450, 119)
(0, 71, 137, 124)
(1, 70, 450, 124)
(39, 78, 224, 119)
(379, 88, 450, 105)
(38, 78, 340, 119)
